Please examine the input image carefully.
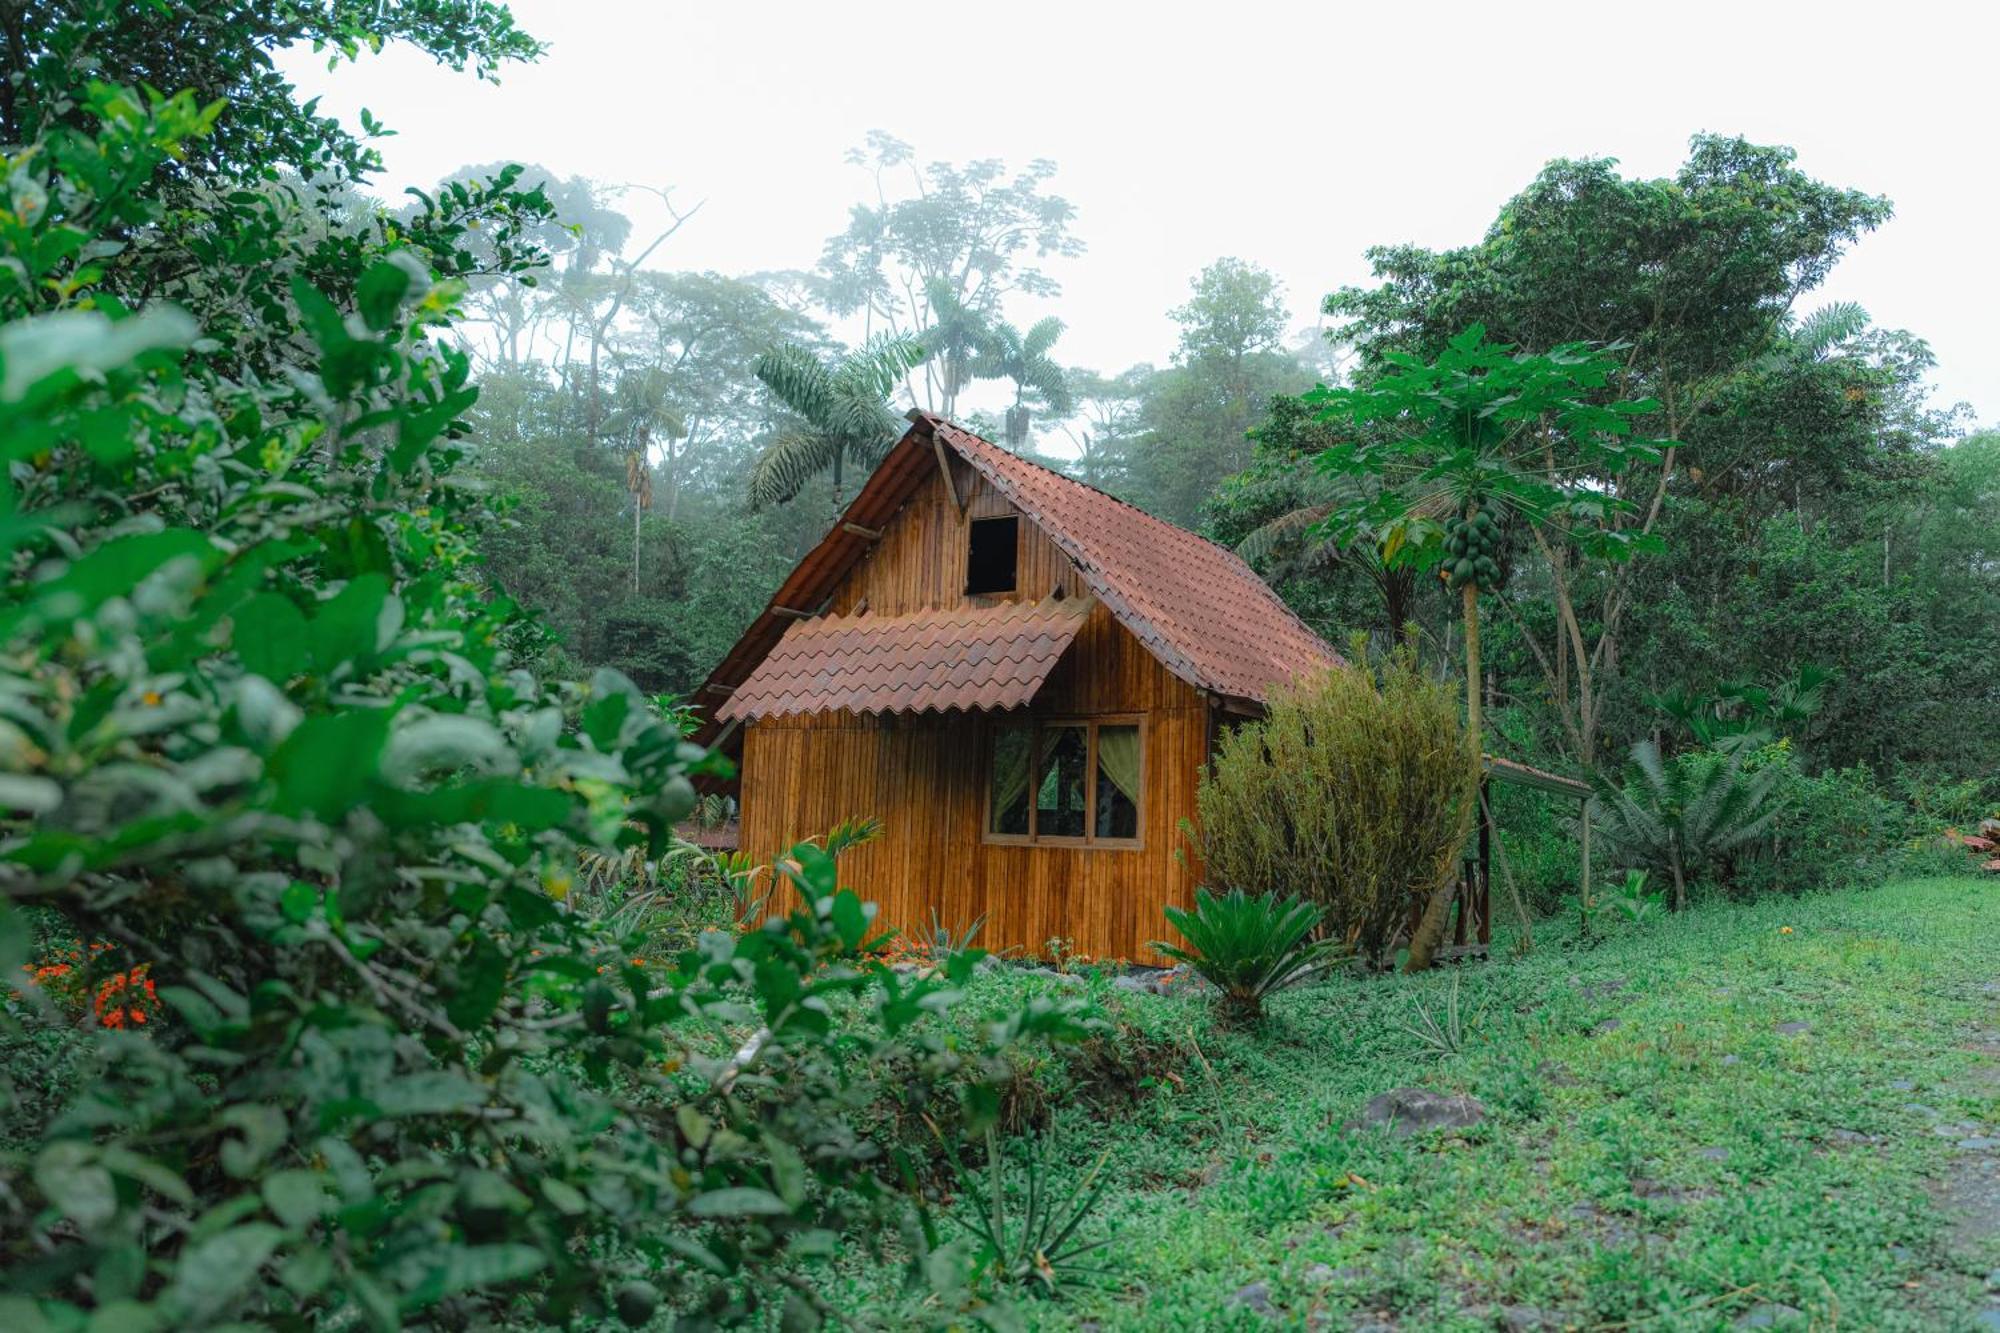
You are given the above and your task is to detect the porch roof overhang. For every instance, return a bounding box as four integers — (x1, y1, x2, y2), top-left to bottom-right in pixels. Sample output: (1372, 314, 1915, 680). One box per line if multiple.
(714, 596, 1091, 723)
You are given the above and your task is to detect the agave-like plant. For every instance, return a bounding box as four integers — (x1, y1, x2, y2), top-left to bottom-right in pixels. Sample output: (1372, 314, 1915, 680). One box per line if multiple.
(1154, 887, 1346, 1022)
(937, 1128, 1114, 1299)
(1588, 741, 1784, 910)
(749, 333, 926, 508)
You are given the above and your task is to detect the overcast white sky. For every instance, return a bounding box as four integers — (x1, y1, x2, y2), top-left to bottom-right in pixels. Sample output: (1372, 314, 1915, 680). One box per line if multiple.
(281, 0, 1999, 431)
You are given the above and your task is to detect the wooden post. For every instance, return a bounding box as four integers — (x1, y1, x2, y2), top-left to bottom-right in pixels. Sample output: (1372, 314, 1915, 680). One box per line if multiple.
(1579, 797, 1592, 920)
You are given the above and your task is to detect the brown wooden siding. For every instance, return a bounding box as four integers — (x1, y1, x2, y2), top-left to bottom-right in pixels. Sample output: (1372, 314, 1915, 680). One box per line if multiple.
(739, 599, 1208, 962)
(829, 457, 1087, 616)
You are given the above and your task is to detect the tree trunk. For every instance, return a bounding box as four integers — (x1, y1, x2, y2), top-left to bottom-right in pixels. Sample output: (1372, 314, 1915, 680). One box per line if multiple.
(1406, 579, 1484, 972)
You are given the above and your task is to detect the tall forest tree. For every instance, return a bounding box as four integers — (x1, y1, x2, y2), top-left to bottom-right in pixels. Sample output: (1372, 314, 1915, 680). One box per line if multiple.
(1121, 260, 1310, 524)
(1327, 137, 1898, 767)
(819, 131, 1083, 413)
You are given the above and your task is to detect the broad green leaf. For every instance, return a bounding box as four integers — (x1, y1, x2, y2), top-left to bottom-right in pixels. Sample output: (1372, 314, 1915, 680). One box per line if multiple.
(687, 1186, 790, 1218)
(263, 1169, 331, 1227)
(163, 1223, 282, 1324)
(233, 593, 309, 683)
(34, 1141, 116, 1228)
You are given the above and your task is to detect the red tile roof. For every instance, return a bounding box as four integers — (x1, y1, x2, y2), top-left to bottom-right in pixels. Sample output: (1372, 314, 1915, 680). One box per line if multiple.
(691, 415, 1342, 746)
(924, 416, 1342, 702)
(716, 596, 1090, 722)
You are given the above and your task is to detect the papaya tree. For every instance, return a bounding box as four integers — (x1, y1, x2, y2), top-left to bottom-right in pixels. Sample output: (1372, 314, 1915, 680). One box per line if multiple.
(1306, 325, 1668, 966)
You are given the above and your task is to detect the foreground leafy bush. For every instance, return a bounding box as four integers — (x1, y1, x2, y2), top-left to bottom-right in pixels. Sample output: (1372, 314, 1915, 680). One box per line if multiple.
(0, 19, 1089, 1328)
(1154, 888, 1345, 1022)
(1189, 644, 1475, 966)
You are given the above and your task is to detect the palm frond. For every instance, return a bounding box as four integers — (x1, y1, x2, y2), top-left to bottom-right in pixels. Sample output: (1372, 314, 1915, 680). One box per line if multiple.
(1022, 316, 1066, 359)
(753, 342, 836, 423)
(748, 429, 840, 510)
(1792, 301, 1869, 358)
(1235, 504, 1335, 569)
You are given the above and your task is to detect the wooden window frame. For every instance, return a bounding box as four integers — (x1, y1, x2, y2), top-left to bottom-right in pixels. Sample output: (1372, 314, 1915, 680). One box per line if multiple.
(983, 714, 1145, 851)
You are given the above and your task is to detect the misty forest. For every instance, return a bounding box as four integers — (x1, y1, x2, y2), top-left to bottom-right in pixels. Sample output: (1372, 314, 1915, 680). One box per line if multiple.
(3, 4, 1998, 1331)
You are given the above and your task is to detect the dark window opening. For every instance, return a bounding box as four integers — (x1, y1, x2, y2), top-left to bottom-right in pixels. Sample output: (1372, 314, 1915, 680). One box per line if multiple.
(965, 516, 1018, 595)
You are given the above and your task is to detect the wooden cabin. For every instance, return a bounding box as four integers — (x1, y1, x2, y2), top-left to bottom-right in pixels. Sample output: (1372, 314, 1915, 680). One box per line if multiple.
(692, 413, 1343, 961)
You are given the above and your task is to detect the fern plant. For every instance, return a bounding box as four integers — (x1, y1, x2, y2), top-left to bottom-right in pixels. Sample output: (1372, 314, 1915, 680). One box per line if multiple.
(1154, 888, 1346, 1022)
(1588, 742, 1783, 910)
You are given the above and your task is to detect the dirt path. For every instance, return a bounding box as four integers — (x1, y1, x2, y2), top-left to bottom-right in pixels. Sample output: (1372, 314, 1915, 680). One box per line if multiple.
(1933, 979, 2000, 1329)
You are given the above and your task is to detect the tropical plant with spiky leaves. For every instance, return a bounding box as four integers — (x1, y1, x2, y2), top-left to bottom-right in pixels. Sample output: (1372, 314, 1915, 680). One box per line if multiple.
(749, 333, 926, 508)
(975, 317, 1074, 448)
(1588, 741, 1785, 911)
(1154, 888, 1347, 1023)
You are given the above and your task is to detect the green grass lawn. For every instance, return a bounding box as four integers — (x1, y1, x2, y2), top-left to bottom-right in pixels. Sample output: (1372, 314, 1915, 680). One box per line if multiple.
(841, 876, 2000, 1330)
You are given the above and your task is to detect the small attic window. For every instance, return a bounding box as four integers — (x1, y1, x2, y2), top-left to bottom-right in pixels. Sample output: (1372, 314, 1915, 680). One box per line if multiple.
(965, 515, 1018, 595)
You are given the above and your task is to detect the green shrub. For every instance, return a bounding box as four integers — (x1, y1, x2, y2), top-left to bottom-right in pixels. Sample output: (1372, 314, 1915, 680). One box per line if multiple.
(1588, 741, 1783, 909)
(0, 23, 1093, 1328)
(1730, 753, 1915, 896)
(1155, 888, 1347, 1022)
(1188, 643, 1476, 965)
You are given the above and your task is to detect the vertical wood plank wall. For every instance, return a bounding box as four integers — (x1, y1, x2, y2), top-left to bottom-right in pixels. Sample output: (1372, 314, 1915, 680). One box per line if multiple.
(740, 460, 1207, 961)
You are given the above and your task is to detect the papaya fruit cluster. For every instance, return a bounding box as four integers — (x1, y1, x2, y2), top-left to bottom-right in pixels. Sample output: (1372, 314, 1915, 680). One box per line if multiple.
(1445, 509, 1505, 591)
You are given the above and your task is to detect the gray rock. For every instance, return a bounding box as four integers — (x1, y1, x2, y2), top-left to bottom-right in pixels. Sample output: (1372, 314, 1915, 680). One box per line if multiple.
(1985, 1267, 2000, 1290)
(1592, 1018, 1623, 1035)
(1304, 1262, 1368, 1285)
(1495, 1307, 1556, 1331)
(1354, 1087, 1486, 1138)
(1825, 1128, 1875, 1146)
(1889, 1079, 1916, 1091)
(1903, 1103, 1942, 1117)
(1971, 1311, 2000, 1332)
(1721, 1054, 1741, 1066)
(1957, 1136, 2000, 1151)
(1774, 1021, 1812, 1036)
(1537, 1060, 1579, 1087)
(1734, 1302, 1805, 1329)
(1227, 1280, 1274, 1315)
(1695, 1146, 1730, 1162)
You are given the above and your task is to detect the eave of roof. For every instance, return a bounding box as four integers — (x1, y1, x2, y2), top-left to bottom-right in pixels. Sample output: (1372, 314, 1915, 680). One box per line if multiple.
(716, 597, 1091, 722)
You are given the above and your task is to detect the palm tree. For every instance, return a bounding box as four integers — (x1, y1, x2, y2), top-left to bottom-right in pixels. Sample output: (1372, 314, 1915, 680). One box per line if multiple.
(1234, 469, 1450, 636)
(749, 333, 926, 509)
(975, 317, 1073, 449)
(920, 277, 991, 419)
(1588, 740, 1783, 912)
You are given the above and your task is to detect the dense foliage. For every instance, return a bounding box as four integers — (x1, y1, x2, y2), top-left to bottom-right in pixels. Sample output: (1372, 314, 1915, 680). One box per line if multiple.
(1190, 647, 1476, 967)
(0, 7, 1095, 1328)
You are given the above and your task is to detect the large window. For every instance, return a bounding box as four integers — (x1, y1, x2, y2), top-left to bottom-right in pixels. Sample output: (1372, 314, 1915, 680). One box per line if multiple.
(987, 717, 1142, 847)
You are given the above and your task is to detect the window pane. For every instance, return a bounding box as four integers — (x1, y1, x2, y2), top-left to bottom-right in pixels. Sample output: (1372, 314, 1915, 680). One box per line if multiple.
(989, 725, 1032, 835)
(1094, 724, 1140, 839)
(1035, 725, 1088, 838)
